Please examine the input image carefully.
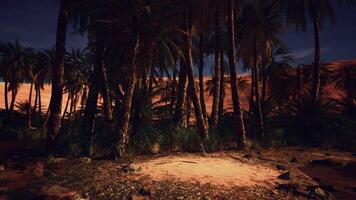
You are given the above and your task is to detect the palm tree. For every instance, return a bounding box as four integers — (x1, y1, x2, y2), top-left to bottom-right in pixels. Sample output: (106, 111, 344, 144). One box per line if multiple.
(63, 48, 89, 121)
(173, 57, 188, 127)
(197, 33, 209, 125)
(210, 1, 223, 128)
(39, 48, 56, 127)
(47, 0, 69, 153)
(282, 0, 353, 102)
(239, 0, 285, 138)
(25, 55, 38, 128)
(34, 51, 52, 117)
(227, 0, 247, 147)
(182, 0, 209, 150)
(333, 64, 356, 104)
(0, 40, 34, 114)
(266, 45, 293, 109)
(0, 40, 35, 132)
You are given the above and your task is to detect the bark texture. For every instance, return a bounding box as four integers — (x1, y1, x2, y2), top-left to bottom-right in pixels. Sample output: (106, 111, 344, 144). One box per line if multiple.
(227, 0, 247, 147)
(46, 0, 68, 153)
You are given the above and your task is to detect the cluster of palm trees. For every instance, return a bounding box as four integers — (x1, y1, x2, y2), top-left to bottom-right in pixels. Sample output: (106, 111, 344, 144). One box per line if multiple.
(0, 41, 90, 129)
(1, 0, 355, 157)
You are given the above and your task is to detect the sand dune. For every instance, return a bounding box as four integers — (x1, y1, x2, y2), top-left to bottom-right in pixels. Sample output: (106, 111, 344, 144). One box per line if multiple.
(0, 59, 353, 114)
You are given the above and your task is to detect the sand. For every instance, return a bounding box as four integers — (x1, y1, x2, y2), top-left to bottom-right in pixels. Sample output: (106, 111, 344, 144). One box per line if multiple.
(134, 154, 279, 187)
(1, 58, 353, 113)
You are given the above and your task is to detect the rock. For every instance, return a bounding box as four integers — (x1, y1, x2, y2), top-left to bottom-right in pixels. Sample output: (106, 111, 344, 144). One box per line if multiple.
(315, 188, 327, 198)
(78, 157, 92, 164)
(310, 159, 344, 167)
(290, 157, 298, 163)
(325, 153, 331, 156)
(257, 151, 262, 155)
(276, 184, 300, 194)
(202, 196, 212, 200)
(276, 164, 287, 170)
(308, 186, 327, 198)
(151, 143, 160, 154)
(38, 185, 83, 200)
(278, 171, 292, 180)
(139, 185, 155, 196)
(0, 165, 4, 172)
(121, 163, 139, 173)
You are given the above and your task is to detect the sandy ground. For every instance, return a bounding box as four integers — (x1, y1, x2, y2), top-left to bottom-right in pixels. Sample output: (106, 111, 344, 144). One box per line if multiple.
(0, 143, 355, 199)
(135, 154, 279, 187)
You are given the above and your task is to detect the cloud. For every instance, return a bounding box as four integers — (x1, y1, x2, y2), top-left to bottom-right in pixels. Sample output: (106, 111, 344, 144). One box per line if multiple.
(292, 47, 331, 60)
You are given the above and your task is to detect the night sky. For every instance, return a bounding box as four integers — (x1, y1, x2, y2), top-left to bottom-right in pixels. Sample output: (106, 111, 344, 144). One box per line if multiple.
(1, 0, 355, 65)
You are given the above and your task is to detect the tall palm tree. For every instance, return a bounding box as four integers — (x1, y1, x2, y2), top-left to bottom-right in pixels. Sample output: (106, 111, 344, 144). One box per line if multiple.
(39, 48, 56, 127)
(0, 40, 34, 114)
(0, 40, 35, 132)
(227, 0, 247, 147)
(47, 0, 69, 153)
(210, 1, 223, 128)
(26, 55, 38, 128)
(283, 0, 353, 102)
(34, 51, 52, 117)
(239, 0, 285, 137)
(183, 0, 209, 150)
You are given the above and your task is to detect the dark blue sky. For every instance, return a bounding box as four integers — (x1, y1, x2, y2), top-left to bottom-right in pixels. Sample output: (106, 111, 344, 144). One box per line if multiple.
(1, 0, 355, 65)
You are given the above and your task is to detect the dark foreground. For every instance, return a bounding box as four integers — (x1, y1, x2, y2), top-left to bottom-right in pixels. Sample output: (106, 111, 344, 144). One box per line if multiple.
(0, 140, 355, 200)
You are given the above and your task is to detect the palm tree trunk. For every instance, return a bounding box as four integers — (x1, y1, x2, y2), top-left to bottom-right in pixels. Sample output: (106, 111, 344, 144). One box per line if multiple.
(81, 87, 88, 110)
(185, 88, 192, 127)
(72, 94, 78, 120)
(198, 33, 208, 125)
(173, 56, 188, 126)
(38, 88, 42, 116)
(253, 36, 265, 138)
(4, 81, 9, 112)
(170, 66, 178, 114)
(28, 81, 34, 128)
(183, 3, 208, 147)
(68, 93, 75, 121)
(262, 66, 267, 102)
(61, 93, 70, 121)
(9, 88, 18, 112)
(218, 55, 225, 120)
(311, 14, 321, 102)
(227, 0, 247, 147)
(211, 4, 222, 128)
(142, 42, 155, 99)
(101, 61, 113, 121)
(47, 0, 68, 153)
(81, 33, 106, 156)
(249, 66, 255, 114)
(147, 69, 155, 106)
(33, 87, 38, 113)
(115, 34, 140, 159)
(42, 104, 50, 128)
